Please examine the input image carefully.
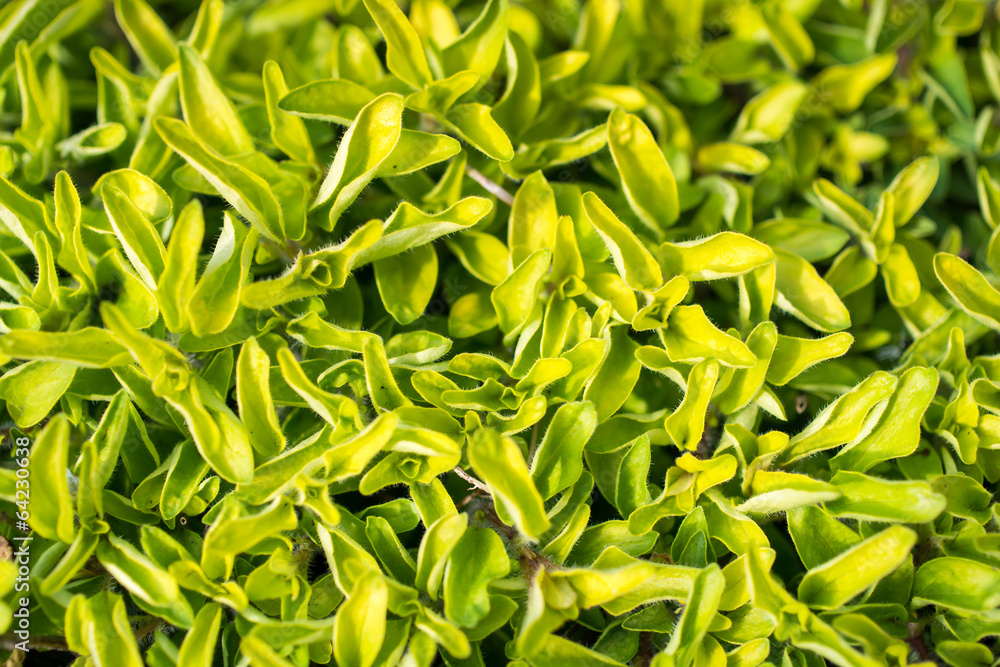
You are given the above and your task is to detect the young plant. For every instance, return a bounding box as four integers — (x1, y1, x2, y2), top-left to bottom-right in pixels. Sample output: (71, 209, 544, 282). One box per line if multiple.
(0, 1, 998, 666)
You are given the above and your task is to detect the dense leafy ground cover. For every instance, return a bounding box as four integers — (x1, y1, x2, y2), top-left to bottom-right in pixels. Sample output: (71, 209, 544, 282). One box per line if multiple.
(0, 0, 999, 665)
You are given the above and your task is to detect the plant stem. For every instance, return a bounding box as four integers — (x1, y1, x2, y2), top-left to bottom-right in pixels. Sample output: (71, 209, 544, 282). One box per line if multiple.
(906, 621, 936, 664)
(0, 635, 74, 653)
(465, 166, 515, 206)
(453, 466, 491, 495)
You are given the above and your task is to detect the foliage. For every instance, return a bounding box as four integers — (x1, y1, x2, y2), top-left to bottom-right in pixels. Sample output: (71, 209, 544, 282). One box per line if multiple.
(0, 0, 998, 666)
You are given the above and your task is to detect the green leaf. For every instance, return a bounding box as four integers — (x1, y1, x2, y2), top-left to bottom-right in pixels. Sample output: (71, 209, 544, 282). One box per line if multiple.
(39, 528, 101, 598)
(334, 570, 389, 667)
(0, 328, 131, 368)
(178, 604, 223, 667)
(364, 337, 412, 412)
(333, 24, 384, 83)
(797, 526, 916, 609)
(468, 428, 550, 540)
(363, 0, 433, 88)
(159, 438, 210, 520)
(715, 322, 778, 414)
(188, 212, 257, 337)
(313, 93, 404, 228)
(442, 103, 515, 161)
(665, 358, 720, 451)
(102, 184, 166, 290)
(0, 173, 54, 253)
(102, 303, 255, 484)
(608, 107, 679, 233)
(697, 143, 771, 175)
(781, 371, 897, 463)
(377, 129, 461, 177)
(530, 401, 599, 499)
(443, 525, 511, 628)
(356, 196, 491, 266)
(26, 415, 76, 542)
(766, 332, 853, 386)
(279, 78, 376, 124)
(263, 60, 315, 165)
(239, 416, 395, 505)
(155, 117, 284, 242)
(0, 360, 76, 428)
(415, 513, 467, 599)
(738, 470, 840, 515)
(826, 471, 946, 524)
(375, 243, 438, 324)
(56, 122, 127, 160)
(65, 592, 144, 666)
(812, 178, 874, 235)
(881, 242, 921, 307)
(730, 81, 809, 144)
(447, 231, 509, 286)
(97, 532, 195, 628)
(277, 347, 362, 427)
(406, 71, 479, 114)
(583, 325, 641, 421)
(492, 32, 540, 143)
(913, 557, 1000, 612)
(977, 166, 1000, 229)
(787, 506, 861, 570)
(661, 305, 756, 367)
(201, 498, 298, 579)
(659, 232, 773, 281)
(932, 475, 994, 524)
(236, 337, 285, 458)
(654, 564, 726, 667)
(504, 124, 608, 178)
(774, 249, 851, 332)
(92, 168, 173, 224)
(114, 0, 177, 74)
(831, 366, 938, 472)
(242, 220, 382, 309)
(491, 248, 550, 334)
(53, 170, 95, 292)
(934, 252, 1000, 330)
(583, 191, 663, 291)
(157, 199, 205, 334)
(753, 218, 850, 263)
(811, 53, 897, 114)
(509, 171, 558, 268)
(178, 44, 254, 157)
(439, 0, 508, 83)
(886, 157, 939, 227)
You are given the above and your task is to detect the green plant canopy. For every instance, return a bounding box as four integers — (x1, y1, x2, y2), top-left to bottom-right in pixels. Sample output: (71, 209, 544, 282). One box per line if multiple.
(0, 0, 999, 666)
